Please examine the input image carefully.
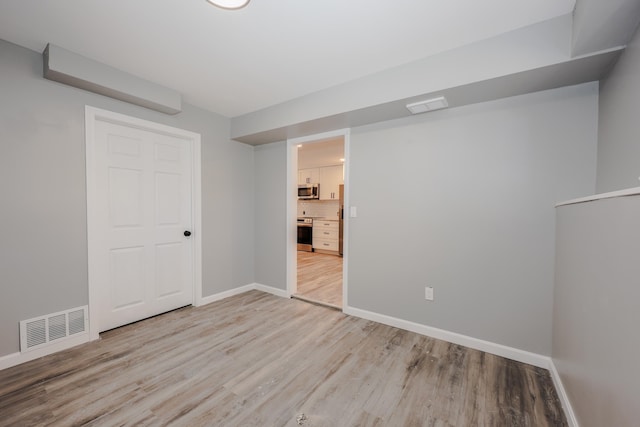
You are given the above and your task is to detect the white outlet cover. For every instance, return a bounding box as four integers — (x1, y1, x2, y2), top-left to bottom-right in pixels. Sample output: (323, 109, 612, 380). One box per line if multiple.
(425, 287, 434, 301)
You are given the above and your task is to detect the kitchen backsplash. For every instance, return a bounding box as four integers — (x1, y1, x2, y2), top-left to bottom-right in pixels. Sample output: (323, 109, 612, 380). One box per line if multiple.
(298, 200, 340, 219)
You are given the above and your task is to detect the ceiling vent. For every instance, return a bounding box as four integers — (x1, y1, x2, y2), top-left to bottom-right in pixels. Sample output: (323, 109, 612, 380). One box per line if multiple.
(406, 96, 449, 114)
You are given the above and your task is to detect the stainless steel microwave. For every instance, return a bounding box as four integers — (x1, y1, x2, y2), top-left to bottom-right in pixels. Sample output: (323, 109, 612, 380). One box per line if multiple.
(298, 183, 319, 199)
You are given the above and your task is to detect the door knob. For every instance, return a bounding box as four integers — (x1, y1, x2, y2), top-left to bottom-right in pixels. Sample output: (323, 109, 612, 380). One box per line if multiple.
(184, 230, 192, 237)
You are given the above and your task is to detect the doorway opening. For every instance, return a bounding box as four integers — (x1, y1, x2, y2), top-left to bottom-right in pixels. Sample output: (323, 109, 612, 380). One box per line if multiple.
(287, 130, 349, 310)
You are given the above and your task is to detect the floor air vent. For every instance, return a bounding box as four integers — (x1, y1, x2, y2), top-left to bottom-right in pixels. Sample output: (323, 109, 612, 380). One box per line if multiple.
(20, 306, 88, 352)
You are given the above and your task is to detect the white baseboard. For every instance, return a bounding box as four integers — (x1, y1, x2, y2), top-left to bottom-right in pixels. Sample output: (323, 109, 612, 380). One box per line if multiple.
(197, 283, 289, 307)
(343, 305, 550, 369)
(253, 283, 289, 298)
(0, 333, 91, 371)
(197, 284, 255, 307)
(549, 359, 579, 427)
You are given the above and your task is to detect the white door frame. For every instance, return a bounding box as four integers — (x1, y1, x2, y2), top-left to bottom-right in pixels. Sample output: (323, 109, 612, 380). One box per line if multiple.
(286, 129, 350, 309)
(85, 106, 202, 340)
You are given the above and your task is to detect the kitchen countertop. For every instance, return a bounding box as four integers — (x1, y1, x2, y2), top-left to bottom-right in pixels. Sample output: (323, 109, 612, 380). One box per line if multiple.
(299, 216, 339, 221)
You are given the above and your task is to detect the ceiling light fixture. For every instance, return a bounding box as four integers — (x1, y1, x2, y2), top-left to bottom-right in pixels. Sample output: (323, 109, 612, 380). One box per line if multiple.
(205, 0, 250, 10)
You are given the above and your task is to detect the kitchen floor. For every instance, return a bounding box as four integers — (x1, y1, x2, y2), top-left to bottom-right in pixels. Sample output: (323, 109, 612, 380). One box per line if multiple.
(295, 251, 343, 309)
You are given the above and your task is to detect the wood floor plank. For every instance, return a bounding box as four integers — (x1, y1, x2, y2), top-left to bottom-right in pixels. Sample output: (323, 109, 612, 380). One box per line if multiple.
(296, 251, 343, 308)
(0, 290, 567, 426)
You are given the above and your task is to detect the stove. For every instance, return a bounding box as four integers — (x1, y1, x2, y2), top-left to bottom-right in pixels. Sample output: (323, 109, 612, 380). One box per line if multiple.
(297, 218, 313, 252)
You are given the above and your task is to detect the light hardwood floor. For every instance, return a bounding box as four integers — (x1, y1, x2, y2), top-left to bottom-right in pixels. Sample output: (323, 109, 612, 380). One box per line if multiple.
(295, 251, 343, 309)
(0, 291, 566, 426)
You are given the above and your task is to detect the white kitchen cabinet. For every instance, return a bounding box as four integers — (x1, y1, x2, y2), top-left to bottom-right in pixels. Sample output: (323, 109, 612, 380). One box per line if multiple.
(313, 220, 339, 254)
(298, 168, 320, 185)
(319, 165, 343, 200)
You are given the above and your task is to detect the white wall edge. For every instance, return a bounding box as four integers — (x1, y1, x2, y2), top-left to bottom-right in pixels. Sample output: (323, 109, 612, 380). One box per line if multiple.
(0, 333, 91, 371)
(253, 283, 289, 298)
(549, 359, 580, 427)
(197, 284, 256, 307)
(191, 131, 203, 311)
(343, 305, 550, 368)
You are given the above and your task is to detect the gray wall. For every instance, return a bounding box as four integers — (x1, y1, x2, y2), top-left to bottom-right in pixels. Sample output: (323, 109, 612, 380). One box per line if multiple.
(597, 24, 640, 192)
(0, 39, 255, 357)
(553, 196, 640, 427)
(348, 83, 598, 355)
(554, 19, 640, 426)
(253, 141, 287, 290)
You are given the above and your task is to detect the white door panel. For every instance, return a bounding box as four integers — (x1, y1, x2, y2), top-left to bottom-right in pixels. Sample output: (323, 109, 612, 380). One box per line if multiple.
(156, 242, 185, 298)
(91, 118, 194, 332)
(156, 172, 182, 225)
(109, 246, 146, 309)
(109, 167, 144, 227)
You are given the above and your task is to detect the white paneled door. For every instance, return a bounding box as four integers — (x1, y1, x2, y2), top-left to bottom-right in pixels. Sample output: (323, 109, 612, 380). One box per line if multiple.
(87, 109, 198, 333)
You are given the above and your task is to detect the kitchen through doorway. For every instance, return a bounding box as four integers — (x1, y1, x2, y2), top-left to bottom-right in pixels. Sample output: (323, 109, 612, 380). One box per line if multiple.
(291, 134, 346, 310)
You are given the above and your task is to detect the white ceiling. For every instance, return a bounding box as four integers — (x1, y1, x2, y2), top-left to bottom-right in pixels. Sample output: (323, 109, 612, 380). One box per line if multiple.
(0, 0, 575, 118)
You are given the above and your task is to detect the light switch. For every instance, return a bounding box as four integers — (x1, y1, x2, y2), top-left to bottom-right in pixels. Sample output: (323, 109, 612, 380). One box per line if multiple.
(350, 207, 357, 217)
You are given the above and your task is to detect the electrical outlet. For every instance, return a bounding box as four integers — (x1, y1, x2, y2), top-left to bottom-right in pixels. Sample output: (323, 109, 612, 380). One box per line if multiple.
(425, 286, 434, 301)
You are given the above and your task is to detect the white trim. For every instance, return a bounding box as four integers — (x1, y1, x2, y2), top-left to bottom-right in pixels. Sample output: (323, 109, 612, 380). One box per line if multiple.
(0, 333, 90, 371)
(286, 129, 351, 307)
(549, 359, 580, 427)
(343, 304, 550, 368)
(197, 284, 255, 306)
(85, 106, 202, 340)
(342, 131, 350, 308)
(191, 130, 203, 307)
(556, 186, 640, 207)
(253, 283, 289, 298)
(285, 141, 297, 297)
(198, 283, 289, 307)
(85, 106, 99, 341)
